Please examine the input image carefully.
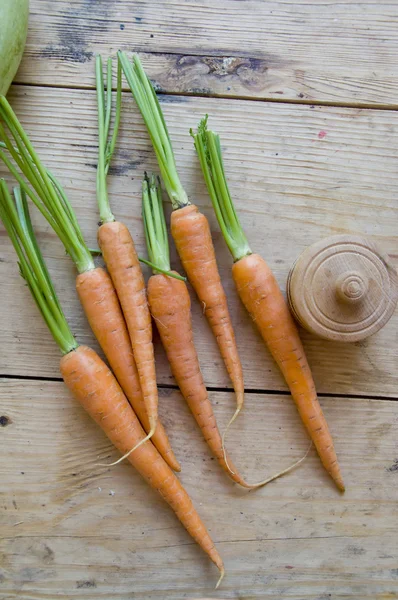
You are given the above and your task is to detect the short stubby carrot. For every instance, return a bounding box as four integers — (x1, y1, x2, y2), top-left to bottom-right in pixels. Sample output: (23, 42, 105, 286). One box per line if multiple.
(61, 346, 224, 581)
(192, 116, 344, 492)
(233, 254, 344, 490)
(76, 266, 180, 472)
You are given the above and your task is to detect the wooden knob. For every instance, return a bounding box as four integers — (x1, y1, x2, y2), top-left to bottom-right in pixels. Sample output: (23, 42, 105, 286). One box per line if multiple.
(335, 271, 368, 304)
(287, 234, 398, 342)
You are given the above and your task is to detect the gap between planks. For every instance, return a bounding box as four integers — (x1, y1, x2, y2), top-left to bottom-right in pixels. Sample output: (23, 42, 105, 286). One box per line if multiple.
(1, 374, 397, 403)
(11, 80, 398, 113)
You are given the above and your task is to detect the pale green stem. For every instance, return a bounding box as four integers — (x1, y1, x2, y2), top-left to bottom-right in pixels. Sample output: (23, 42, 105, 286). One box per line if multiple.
(191, 116, 252, 262)
(0, 180, 77, 355)
(118, 51, 190, 210)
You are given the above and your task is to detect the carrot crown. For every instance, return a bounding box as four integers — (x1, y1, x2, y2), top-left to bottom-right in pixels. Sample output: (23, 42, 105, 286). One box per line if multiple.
(0, 180, 77, 355)
(191, 116, 252, 263)
(142, 173, 186, 281)
(0, 96, 94, 274)
(118, 51, 190, 211)
(95, 55, 122, 224)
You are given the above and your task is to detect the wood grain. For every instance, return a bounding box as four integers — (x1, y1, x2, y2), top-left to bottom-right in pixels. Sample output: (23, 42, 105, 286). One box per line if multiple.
(0, 380, 397, 598)
(1, 85, 398, 397)
(13, 0, 398, 106)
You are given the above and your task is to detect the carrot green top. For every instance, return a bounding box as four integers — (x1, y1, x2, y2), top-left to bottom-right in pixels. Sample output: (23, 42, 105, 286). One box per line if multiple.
(0, 180, 77, 355)
(141, 173, 185, 281)
(191, 115, 252, 263)
(118, 51, 190, 212)
(95, 55, 122, 224)
(0, 96, 94, 274)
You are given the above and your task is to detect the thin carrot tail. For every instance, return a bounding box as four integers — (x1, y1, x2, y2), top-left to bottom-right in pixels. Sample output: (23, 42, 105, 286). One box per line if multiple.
(97, 428, 155, 467)
(224, 442, 312, 490)
(221, 390, 244, 472)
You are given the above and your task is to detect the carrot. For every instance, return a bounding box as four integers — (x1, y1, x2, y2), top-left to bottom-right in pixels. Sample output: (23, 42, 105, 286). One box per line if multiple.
(95, 56, 158, 449)
(118, 51, 246, 446)
(142, 174, 308, 487)
(0, 93, 179, 471)
(0, 180, 224, 587)
(192, 116, 345, 492)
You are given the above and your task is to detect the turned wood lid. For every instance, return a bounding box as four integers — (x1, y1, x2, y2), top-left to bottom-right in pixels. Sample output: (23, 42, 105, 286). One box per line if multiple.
(287, 234, 398, 342)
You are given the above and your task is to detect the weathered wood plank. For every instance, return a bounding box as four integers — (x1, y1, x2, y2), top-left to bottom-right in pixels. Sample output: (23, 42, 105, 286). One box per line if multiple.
(14, 0, 398, 106)
(0, 380, 397, 598)
(1, 85, 398, 397)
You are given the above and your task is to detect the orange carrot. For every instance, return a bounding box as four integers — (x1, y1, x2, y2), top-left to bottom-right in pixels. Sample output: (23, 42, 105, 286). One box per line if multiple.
(142, 175, 307, 488)
(192, 117, 344, 492)
(61, 346, 224, 584)
(119, 51, 245, 439)
(0, 182, 224, 587)
(77, 267, 180, 472)
(0, 93, 178, 470)
(95, 56, 159, 446)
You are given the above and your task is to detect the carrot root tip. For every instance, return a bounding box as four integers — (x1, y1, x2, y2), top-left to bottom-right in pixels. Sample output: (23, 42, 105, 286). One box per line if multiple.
(96, 426, 156, 467)
(245, 441, 313, 490)
(221, 404, 243, 476)
(215, 565, 225, 590)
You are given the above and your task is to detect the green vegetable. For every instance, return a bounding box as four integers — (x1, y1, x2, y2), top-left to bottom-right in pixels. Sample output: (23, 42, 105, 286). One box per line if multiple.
(0, 0, 29, 96)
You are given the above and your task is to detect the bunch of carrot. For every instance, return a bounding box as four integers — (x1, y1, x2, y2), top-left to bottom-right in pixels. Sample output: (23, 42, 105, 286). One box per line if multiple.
(0, 51, 345, 587)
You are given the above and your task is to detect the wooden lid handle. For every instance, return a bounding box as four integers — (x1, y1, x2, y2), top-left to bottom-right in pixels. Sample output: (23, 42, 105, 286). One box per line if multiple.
(335, 271, 368, 304)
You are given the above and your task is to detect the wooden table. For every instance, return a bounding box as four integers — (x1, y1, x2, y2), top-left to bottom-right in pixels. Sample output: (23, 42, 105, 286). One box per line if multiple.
(1, 2, 398, 598)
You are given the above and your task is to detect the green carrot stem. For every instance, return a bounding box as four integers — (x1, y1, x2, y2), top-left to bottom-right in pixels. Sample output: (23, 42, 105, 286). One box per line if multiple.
(191, 115, 252, 262)
(142, 173, 185, 281)
(139, 257, 186, 281)
(95, 55, 122, 224)
(118, 51, 190, 211)
(0, 180, 77, 354)
(0, 96, 94, 274)
(105, 59, 122, 175)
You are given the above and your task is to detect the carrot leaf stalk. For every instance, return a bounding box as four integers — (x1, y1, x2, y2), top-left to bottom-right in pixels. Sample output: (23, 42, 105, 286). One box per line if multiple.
(0, 180, 77, 355)
(191, 115, 251, 263)
(117, 51, 190, 211)
(0, 96, 94, 274)
(95, 55, 122, 224)
(142, 173, 185, 281)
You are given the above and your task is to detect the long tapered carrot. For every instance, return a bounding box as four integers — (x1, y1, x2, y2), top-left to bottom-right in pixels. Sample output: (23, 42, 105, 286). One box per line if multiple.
(0, 181, 224, 586)
(95, 56, 159, 448)
(142, 175, 308, 488)
(192, 116, 345, 492)
(61, 345, 224, 583)
(0, 93, 179, 471)
(118, 51, 246, 439)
